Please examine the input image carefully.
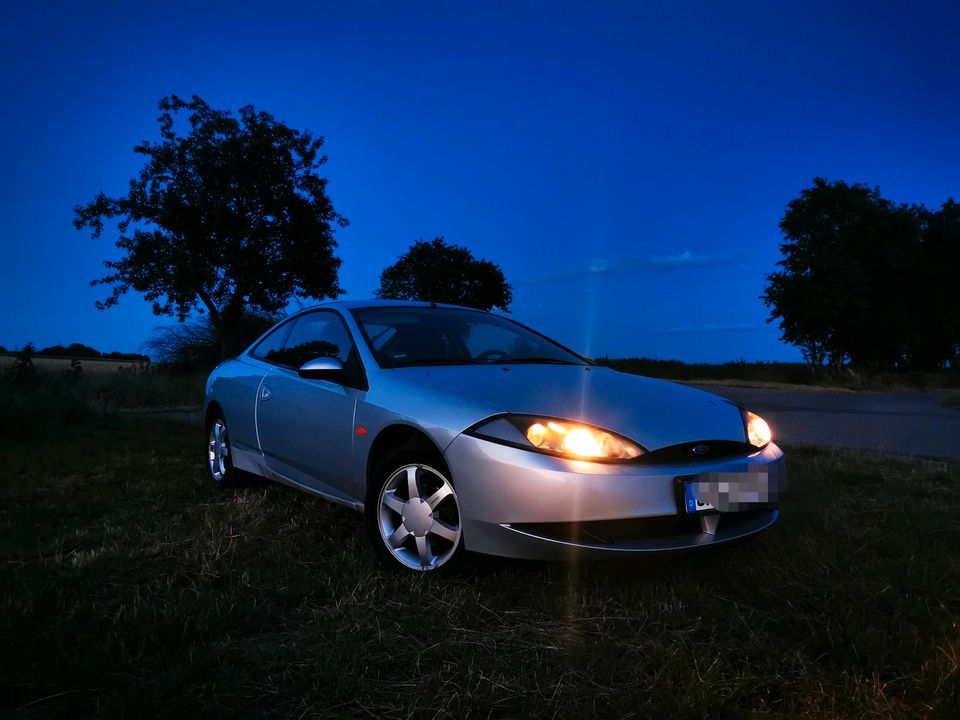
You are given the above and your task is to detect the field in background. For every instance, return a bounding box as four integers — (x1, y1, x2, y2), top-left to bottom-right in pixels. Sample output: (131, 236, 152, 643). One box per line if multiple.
(0, 367, 205, 440)
(0, 353, 149, 374)
(2, 415, 958, 717)
(598, 357, 960, 392)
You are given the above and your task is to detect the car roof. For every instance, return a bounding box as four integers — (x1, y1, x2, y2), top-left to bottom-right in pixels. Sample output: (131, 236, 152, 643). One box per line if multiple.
(302, 299, 489, 312)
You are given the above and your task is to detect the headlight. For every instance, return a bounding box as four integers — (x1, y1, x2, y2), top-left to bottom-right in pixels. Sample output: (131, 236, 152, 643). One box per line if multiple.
(744, 410, 772, 448)
(469, 415, 644, 461)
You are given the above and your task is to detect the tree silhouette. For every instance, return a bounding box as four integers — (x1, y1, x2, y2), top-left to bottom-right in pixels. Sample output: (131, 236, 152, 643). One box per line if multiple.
(908, 200, 960, 368)
(74, 95, 348, 357)
(763, 178, 960, 370)
(376, 237, 512, 311)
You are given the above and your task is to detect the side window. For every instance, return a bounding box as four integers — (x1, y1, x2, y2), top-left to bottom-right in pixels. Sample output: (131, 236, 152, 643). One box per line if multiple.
(250, 321, 292, 361)
(268, 312, 355, 369)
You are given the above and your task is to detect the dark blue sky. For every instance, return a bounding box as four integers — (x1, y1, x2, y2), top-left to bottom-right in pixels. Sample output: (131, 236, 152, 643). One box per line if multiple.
(2, 1, 958, 361)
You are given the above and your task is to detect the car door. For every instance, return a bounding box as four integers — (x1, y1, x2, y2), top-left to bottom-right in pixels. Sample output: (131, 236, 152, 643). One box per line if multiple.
(255, 310, 366, 503)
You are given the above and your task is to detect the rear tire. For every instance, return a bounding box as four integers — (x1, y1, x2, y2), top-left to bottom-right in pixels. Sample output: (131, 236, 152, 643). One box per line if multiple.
(365, 442, 465, 573)
(206, 414, 238, 487)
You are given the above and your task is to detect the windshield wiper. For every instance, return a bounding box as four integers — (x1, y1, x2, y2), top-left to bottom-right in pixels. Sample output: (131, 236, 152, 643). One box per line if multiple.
(493, 356, 582, 365)
(390, 358, 481, 368)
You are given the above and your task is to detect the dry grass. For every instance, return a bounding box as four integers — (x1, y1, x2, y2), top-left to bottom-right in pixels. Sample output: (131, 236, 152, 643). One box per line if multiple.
(2, 419, 959, 718)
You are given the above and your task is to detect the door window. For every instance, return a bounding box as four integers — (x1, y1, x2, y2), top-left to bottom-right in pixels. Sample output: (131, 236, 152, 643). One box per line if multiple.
(250, 320, 293, 361)
(268, 312, 355, 369)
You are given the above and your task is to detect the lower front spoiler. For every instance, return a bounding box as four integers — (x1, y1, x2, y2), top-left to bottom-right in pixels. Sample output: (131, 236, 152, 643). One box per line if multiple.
(465, 508, 780, 561)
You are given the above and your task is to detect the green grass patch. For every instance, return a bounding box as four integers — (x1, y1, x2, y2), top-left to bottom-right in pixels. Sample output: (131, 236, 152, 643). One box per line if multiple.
(944, 392, 960, 410)
(2, 420, 959, 718)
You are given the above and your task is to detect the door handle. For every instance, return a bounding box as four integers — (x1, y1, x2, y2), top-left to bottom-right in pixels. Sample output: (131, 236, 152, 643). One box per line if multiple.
(260, 384, 273, 401)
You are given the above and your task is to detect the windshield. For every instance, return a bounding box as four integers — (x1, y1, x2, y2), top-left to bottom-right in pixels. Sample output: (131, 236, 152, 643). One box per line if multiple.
(351, 307, 588, 369)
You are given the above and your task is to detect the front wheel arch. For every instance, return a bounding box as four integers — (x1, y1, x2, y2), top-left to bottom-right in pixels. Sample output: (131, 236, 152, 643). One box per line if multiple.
(365, 424, 448, 491)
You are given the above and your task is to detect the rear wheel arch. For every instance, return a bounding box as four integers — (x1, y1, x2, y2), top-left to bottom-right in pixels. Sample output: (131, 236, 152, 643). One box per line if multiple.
(205, 401, 225, 429)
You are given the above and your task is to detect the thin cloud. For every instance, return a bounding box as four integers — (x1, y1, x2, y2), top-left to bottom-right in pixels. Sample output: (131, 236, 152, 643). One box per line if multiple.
(645, 250, 723, 269)
(524, 251, 742, 284)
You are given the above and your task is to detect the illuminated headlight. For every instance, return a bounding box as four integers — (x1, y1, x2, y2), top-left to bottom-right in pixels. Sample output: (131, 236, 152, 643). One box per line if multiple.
(744, 410, 772, 448)
(470, 415, 644, 461)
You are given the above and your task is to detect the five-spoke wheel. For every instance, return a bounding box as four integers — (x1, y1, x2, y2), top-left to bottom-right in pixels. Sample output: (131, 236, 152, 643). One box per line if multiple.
(207, 416, 233, 484)
(375, 462, 462, 571)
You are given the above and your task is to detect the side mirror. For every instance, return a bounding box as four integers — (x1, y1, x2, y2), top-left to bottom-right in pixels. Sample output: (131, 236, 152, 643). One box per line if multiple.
(297, 356, 344, 381)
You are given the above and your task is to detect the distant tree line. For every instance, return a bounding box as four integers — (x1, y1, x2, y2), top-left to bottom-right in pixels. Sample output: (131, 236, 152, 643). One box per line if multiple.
(763, 178, 960, 370)
(0, 342, 147, 362)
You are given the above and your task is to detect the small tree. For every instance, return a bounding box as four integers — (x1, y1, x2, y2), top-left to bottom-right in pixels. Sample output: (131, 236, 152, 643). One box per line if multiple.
(74, 95, 348, 357)
(376, 237, 512, 311)
(6, 343, 38, 385)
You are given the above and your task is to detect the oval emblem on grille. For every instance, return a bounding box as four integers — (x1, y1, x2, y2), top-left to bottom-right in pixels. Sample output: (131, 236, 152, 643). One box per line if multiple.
(692, 444, 710, 455)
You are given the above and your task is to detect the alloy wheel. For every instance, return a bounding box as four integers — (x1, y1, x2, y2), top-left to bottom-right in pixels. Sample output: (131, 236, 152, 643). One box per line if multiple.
(377, 464, 462, 571)
(208, 419, 230, 482)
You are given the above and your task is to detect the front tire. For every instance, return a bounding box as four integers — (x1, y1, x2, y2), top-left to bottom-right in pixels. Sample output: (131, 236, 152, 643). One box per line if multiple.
(366, 444, 465, 573)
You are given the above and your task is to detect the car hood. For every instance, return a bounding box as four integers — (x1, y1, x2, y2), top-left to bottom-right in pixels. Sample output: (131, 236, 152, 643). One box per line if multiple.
(386, 364, 746, 450)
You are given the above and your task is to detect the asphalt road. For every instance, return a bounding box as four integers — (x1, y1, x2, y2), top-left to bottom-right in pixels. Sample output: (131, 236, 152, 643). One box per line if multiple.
(161, 386, 959, 460)
(693, 385, 960, 460)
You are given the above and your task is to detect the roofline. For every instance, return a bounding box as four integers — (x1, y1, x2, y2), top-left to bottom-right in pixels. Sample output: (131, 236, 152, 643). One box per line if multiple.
(300, 299, 496, 312)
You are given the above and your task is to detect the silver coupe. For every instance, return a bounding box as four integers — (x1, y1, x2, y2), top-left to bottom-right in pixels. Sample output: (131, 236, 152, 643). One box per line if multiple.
(205, 301, 785, 572)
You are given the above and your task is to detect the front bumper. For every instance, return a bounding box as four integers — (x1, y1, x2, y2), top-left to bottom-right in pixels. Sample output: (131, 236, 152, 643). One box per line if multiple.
(444, 434, 786, 560)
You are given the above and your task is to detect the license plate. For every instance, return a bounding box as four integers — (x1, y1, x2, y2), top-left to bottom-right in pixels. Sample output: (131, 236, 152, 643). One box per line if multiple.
(675, 464, 783, 515)
(683, 482, 716, 515)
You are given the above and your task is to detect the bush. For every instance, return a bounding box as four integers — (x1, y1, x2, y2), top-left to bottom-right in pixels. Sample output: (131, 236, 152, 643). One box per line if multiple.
(144, 312, 278, 371)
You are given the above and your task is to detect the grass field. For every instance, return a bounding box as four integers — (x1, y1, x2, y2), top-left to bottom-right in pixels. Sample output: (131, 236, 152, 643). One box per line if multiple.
(2, 416, 959, 718)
